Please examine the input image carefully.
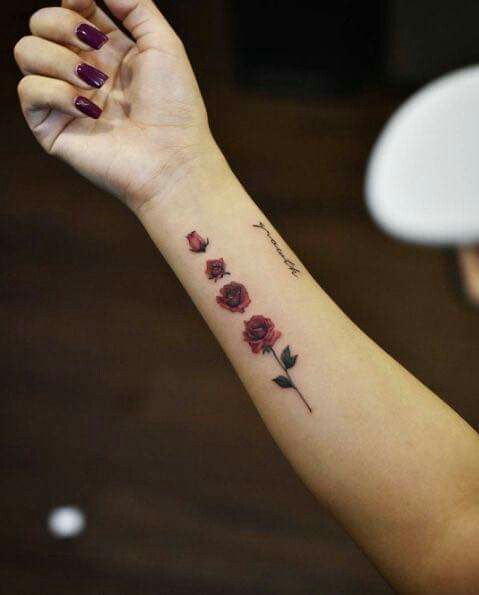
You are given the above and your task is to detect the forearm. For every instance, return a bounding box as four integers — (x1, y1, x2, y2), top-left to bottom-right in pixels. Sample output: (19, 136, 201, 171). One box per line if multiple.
(137, 152, 479, 593)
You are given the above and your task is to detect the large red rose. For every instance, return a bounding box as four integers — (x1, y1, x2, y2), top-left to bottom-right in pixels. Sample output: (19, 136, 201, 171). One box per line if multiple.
(186, 231, 208, 252)
(243, 315, 281, 353)
(216, 282, 250, 313)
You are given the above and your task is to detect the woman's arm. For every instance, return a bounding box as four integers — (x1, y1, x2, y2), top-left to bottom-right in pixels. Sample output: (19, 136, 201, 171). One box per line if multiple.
(14, 1, 479, 592)
(138, 153, 479, 594)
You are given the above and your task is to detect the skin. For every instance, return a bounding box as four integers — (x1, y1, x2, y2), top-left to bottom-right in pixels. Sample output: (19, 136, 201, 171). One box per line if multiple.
(458, 247, 479, 305)
(14, 1, 479, 593)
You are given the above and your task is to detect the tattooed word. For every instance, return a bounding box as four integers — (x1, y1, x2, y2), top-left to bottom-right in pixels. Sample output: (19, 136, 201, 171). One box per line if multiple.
(243, 315, 312, 413)
(186, 231, 209, 252)
(253, 222, 301, 277)
(206, 258, 230, 282)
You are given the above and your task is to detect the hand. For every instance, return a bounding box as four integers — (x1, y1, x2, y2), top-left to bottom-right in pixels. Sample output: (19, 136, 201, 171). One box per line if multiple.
(14, 0, 222, 213)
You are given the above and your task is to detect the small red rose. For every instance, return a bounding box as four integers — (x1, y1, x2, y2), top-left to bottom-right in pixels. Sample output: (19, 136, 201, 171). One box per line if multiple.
(216, 282, 251, 313)
(205, 258, 230, 282)
(243, 315, 281, 354)
(186, 231, 209, 252)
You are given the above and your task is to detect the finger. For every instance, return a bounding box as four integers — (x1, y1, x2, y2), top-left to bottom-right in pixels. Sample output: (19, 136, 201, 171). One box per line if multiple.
(14, 36, 109, 90)
(14, 35, 108, 89)
(17, 75, 102, 130)
(61, 0, 120, 36)
(101, 0, 183, 53)
(30, 7, 109, 51)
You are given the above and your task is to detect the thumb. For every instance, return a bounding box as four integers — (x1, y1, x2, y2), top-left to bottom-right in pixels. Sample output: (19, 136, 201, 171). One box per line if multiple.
(101, 0, 181, 52)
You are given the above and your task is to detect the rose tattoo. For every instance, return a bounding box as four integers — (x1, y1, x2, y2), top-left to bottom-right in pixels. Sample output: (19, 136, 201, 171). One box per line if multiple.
(186, 231, 209, 252)
(216, 282, 251, 313)
(243, 315, 312, 413)
(242, 315, 281, 353)
(205, 258, 230, 282)
(186, 228, 311, 413)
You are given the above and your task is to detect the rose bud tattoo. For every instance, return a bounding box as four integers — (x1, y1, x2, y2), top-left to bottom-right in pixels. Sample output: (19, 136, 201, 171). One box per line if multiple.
(243, 315, 312, 413)
(205, 258, 230, 282)
(216, 281, 251, 313)
(186, 231, 209, 252)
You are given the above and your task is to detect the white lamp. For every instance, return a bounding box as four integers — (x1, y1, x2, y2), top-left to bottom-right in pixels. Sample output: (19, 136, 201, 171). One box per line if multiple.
(366, 65, 479, 246)
(365, 66, 479, 303)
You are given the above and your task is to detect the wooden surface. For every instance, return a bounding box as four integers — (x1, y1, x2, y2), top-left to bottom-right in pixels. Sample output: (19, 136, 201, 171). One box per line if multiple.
(2, 2, 479, 594)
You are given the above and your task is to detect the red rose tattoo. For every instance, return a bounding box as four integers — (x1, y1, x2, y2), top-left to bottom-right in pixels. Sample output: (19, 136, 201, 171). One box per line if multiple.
(186, 231, 209, 252)
(243, 315, 312, 413)
(205, 258, 230, 282)
(216, 282, 251, 313)
(185, 227, 310, 413)
(242, 315, 281, 353)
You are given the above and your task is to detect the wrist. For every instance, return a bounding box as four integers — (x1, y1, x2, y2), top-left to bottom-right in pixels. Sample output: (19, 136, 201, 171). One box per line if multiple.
(132, 137, 235, 220)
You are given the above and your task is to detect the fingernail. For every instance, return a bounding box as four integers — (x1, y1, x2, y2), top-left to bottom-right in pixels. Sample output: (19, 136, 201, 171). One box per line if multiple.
(74, 96, 102, 119)
(76, 23, 108, 50)
(77, 63, 109, 88)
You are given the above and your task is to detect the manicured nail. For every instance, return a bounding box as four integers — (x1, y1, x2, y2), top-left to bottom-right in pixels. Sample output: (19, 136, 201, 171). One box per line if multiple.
(77, 63, 108, 88)
(76, 23, 108, 50)
(74, 96, 102, 119)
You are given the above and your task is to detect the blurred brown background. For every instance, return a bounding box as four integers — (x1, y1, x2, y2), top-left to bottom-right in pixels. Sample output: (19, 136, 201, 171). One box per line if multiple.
(2, 1, 479, 594)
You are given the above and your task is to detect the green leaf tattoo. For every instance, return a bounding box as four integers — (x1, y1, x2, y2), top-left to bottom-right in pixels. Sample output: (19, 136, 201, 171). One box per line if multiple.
(273, 375, 293, 388)
(281, 345, 298, 369)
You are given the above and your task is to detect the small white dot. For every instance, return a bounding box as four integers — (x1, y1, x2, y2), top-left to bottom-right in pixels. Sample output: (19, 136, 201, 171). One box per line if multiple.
(47, 506, 86, 539)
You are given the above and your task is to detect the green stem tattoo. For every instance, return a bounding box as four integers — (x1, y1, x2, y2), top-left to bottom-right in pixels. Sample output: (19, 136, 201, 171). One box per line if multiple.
(266, 346, 312, 413)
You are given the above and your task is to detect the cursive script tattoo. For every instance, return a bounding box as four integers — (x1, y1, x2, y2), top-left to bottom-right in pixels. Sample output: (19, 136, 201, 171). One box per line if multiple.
(253, 222, 301, 277)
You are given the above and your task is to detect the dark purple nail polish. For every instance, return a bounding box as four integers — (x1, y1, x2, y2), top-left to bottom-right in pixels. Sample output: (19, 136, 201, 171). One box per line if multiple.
(77, 63, 109, 88)
(74, 96, 102, 119)
(76, 23, 108, 50)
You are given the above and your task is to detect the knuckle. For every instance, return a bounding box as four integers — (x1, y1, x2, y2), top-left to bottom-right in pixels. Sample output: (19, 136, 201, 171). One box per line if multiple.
(13, 36, 33, 61)
(29, 7, 63, 33)
(17, 76, 33, 100)
(29, 7, 49, 32)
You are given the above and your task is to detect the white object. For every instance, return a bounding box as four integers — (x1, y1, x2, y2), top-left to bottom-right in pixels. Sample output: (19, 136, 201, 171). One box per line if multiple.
(365, 65, 479, 245)
(47, 506, 86, 539)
